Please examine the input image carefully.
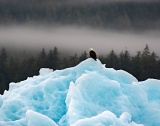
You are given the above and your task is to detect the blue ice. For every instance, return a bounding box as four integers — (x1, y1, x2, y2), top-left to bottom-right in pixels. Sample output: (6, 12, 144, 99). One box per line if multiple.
(0, 58, 160, 126)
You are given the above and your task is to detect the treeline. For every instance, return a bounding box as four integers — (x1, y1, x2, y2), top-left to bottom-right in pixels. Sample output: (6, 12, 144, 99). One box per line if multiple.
(0, 45, 160, 94)
(0, 0, 160, 30)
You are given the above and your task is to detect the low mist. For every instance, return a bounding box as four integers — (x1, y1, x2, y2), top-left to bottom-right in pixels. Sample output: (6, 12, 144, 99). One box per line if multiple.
(0, 24, 160, 56)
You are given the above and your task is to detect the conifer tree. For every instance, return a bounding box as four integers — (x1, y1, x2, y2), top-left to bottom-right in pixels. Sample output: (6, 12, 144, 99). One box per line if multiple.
(148, 52, 158, 79)
(131, 51, 141, 80)
(0, 47, 7, 71)
(0, 47, 8, 94)
(52, 47, 60, 70)
(106, 50, 119, 69)
(119, 50, 131, 72)
(69, 53, 78, 67)
(142, 44, 150, 57)
(79, 51, 87, 62)
(60, 57, 69, 69)
(141, 44, 151, 80)
(47, 47, 60, 70)
(38, 48, 47, 68)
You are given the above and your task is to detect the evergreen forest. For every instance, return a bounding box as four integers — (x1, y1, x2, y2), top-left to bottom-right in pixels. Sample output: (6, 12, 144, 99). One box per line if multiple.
(0, 0, 160, 30)
(0, 45, 160, 94)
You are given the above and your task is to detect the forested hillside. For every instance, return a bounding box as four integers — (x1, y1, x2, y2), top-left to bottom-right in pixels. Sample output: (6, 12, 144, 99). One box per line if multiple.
(0, 0, 160, 30)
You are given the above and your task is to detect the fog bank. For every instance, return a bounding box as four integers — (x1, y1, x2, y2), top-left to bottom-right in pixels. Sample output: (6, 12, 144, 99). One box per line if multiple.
(0, 25, 160, 56)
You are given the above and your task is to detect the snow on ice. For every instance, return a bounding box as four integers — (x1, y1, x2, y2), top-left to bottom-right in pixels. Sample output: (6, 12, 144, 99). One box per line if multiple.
(0, 58, 160, 126)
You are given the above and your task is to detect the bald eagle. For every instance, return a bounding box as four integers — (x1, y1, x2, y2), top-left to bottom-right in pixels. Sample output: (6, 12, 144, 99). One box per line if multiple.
(89, 48, 97, 61)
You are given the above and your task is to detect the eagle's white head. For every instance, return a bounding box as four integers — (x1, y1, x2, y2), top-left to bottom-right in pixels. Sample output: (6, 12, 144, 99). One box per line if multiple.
(90, 48, 94, 51)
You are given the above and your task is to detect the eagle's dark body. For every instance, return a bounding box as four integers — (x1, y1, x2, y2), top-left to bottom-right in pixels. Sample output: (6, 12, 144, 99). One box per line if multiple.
(89, 50, 97, 61)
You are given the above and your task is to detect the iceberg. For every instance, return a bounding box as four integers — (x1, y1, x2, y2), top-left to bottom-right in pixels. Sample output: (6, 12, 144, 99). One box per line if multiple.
(0, 58, 160, 126)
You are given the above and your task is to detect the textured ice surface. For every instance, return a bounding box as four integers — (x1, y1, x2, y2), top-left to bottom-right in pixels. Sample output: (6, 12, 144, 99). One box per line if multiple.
(26, 110, 58, 126)
(0, 58, 160, 126)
